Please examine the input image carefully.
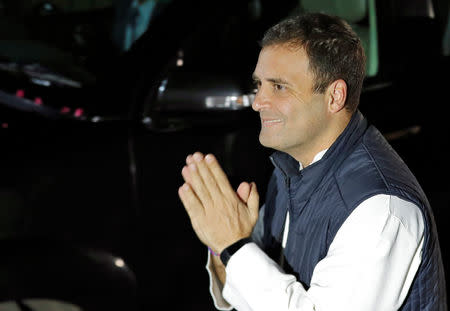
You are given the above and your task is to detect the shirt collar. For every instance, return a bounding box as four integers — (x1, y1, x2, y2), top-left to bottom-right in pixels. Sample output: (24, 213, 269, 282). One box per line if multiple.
(298, 149, 328, 171)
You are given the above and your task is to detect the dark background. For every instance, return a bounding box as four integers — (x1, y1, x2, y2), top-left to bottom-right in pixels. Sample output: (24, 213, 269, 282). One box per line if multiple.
(0, 0, 449, 310)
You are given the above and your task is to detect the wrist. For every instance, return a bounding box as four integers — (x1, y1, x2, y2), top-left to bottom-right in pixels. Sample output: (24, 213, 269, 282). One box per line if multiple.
(220, 237, 253, 267)
(208, 246, 220, 257)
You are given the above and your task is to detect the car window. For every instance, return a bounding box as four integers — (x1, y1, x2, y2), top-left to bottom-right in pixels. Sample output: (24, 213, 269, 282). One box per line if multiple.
(0, 0, 171, 85)
(290, 0, 379, 77)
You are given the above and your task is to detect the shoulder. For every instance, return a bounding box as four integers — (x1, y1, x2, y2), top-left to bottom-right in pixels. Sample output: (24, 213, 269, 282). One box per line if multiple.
(333, 125, 421, 210)
(333, 142, 390, 211)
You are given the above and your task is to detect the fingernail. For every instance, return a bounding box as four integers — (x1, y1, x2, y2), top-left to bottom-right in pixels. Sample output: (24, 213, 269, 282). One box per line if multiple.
(186, 154, 192, 163)
(193, 152, 203, 162)
(189, 163, 196, 171)
(182, 184, 190, 191)
(205, 154, 215, 163)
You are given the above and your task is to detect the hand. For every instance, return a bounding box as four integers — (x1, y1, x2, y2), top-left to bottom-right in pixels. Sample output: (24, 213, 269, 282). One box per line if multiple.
(178, 152, 259, 254)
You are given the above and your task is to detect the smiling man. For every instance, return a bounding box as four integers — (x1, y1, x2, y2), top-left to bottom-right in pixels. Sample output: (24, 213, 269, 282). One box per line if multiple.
(178, 13, 447, 311)
(252, 44, 350, 167)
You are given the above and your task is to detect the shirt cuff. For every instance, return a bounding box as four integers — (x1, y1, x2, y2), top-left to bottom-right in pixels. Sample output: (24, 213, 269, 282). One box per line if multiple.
(206, 251, 233, 310)
(223, 242, 312, 310)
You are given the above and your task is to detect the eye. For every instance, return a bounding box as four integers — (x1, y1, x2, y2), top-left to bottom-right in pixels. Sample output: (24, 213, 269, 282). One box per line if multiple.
(274, 83, 286, 91)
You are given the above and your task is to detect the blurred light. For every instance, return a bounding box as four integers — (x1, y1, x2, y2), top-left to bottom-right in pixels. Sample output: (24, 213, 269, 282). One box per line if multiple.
(176, 49, 184, 67)
(60, 106, 71, 114)
(31, 78, 51, 87)
(2, 123, 8, 129)
(205, 94, 254, 110)
(142, 117, 152, 125)
(16, 89, 25, 98)
(384, 125, 422, 141)
(114, 258, 125, 268)
(74, 108, 84, 117)
(34, 97, 43, 105)
(427, 0, 435, 18)
(91, 116, 102, 123)
(158, 79, 168, 93)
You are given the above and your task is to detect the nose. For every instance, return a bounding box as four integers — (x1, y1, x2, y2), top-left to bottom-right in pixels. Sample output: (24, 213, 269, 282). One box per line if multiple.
(252, 89, 270, 112)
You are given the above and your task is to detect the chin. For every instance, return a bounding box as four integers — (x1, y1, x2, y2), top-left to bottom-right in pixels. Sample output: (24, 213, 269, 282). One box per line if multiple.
(259, 134, 278, 150)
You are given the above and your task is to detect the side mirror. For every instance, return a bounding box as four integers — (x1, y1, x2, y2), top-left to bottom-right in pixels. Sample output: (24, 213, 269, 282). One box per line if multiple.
(142, 71, 255, 131)
(153, 71, 254, 112)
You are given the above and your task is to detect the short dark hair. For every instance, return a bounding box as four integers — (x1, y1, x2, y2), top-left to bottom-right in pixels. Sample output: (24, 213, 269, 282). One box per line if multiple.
(261, 13, 366, 112)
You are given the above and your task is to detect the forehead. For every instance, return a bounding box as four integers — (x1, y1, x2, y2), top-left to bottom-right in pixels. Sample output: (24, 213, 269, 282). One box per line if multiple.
(254, 44, 313, 84)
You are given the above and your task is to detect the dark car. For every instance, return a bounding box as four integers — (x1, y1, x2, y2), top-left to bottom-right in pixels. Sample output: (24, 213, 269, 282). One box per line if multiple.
(0, 0, 448, 310)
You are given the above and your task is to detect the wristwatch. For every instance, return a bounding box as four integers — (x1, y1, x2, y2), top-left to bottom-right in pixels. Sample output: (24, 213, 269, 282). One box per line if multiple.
(220, 237, 253, 267)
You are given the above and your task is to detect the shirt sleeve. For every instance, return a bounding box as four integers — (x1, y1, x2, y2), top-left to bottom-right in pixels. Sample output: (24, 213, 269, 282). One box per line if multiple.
(205, 205, 266, 310)
(205, 251, 234, 310)
(222, 194, 425, 311)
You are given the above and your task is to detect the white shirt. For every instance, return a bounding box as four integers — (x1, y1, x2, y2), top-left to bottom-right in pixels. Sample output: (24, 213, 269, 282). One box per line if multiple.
(206, 151, 425, 311)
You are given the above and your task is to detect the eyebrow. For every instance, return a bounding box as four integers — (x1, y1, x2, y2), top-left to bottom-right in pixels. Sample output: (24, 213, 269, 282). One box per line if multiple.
(252, 73, 292, 86)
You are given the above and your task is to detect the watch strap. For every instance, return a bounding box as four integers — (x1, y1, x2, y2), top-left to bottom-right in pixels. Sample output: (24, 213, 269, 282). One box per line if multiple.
(220, 237, 253, 267)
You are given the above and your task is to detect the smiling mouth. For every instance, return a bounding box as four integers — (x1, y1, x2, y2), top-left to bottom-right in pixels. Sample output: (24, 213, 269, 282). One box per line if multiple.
(262, 119, 282, 127)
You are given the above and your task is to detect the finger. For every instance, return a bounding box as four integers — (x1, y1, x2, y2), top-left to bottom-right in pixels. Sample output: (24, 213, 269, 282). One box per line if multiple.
(188, 157, 213, 207)
(181, 165, 192, 184)
(192, 152, 222, 202)
(237, 182, 251, 203)
(186, 154, 194, 165)
(247, 182, 260, 220)
(184, 154, 195, 184)
(204, 154, 235, 197)
(178, 183, 204, 219)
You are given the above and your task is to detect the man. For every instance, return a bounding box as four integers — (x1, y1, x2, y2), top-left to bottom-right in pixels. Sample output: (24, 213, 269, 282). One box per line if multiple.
(178, 13, 447, 310)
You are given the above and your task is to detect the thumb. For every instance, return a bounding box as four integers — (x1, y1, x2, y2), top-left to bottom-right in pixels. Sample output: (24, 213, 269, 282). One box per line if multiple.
(247, 182, 259, 220)
(237, 182, 251, 203)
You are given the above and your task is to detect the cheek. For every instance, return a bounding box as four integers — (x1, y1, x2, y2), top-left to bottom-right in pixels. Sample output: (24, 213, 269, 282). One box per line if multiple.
(276, 95, 302, 117)
(286, 98, 325, 132)
(302, 99, 329, 133)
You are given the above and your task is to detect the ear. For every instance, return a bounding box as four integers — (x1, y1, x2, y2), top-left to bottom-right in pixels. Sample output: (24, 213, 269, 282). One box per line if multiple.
(326, 79, 347, 114)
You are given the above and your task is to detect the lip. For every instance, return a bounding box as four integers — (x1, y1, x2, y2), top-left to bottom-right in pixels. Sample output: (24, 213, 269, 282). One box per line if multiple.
(261, 118, 282, 127)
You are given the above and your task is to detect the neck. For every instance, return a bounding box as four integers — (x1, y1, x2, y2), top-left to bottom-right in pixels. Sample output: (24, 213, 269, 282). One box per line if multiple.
(292, 112, 352, 167)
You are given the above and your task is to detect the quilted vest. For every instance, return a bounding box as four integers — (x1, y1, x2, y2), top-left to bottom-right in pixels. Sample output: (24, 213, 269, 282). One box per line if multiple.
(262, 111, 447, 310)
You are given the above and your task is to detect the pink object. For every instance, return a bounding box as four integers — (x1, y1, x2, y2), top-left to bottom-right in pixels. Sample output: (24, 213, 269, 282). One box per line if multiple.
(2, 123, 8, 129)
(74, 108, 84, 117)
(60, 106, 71, 114)
(34, 97, 43, 105)
(16, 89, 25, 98)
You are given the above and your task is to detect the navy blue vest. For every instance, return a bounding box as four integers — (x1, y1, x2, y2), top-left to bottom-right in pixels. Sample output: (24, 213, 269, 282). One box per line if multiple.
(262, 111, 447, 310)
